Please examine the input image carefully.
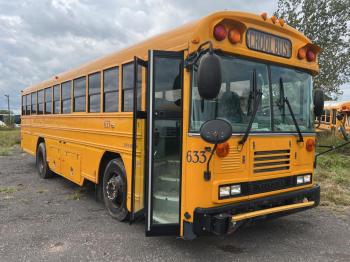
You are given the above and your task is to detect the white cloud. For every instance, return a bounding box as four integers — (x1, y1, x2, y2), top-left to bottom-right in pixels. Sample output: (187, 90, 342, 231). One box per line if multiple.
(0, 0, 279, 111)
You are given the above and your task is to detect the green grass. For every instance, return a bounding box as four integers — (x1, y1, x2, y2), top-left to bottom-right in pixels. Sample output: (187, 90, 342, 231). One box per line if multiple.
(0, 186, 17, 194)
(0, 128, 20, 156)
(315, 133, 350, 208)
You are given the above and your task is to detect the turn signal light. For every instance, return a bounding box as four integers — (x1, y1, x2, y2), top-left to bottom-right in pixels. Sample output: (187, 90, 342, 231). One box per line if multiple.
(213, 24, 227, 41)
(298, 47, 307, 59)
(216, 142, 230, 157)
(298, 46, 317, 62)
(306, 139, 315, 152)
(228, 28, 241, 44)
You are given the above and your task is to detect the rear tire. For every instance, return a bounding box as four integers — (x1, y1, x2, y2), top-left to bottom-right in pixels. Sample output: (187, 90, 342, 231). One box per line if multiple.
(102, 158, 128, 221)
(36, 142, 53, 179)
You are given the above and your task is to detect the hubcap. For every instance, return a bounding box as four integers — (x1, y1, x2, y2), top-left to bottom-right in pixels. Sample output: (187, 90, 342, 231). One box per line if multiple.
(106, 176, 119, 201)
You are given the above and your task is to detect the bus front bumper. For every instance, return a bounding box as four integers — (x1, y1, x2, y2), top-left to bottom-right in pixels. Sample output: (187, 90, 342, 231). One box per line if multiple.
(192, 185, 320, 236)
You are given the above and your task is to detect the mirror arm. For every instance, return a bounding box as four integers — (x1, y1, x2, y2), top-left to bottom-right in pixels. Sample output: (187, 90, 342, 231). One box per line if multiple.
(184, 41, 215, 69)
(204, 144, 217, 181)
(314, 141, 350, 167)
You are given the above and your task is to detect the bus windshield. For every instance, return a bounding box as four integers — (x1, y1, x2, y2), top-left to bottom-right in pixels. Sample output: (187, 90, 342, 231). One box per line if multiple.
(190, 53, 314, 133)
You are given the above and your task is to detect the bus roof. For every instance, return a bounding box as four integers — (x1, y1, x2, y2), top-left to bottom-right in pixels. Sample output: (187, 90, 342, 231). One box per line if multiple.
(325, 101, 350, 110)
(22, 11, 317, 95)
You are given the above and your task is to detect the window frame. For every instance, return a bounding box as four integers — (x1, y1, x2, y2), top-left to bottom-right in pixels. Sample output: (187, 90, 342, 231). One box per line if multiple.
(37, 89, 45, 115)
(103, 66, 119, 113)
(122, 62, 134, 112)
(189, 52, 315, 134)
(61, 81, 72, 114)
(73, 76, 87, 113)
(53, 84, 61, 114)
(44, 87, 53, 114)
(22, 95, 26, 115)
(31, 92, 37, 114)
(26, 94, 31, 115)
(88, 72, 101, 113)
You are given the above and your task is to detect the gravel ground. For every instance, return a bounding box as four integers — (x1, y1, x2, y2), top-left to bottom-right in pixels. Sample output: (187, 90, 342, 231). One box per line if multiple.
(0, 149, 349, 262)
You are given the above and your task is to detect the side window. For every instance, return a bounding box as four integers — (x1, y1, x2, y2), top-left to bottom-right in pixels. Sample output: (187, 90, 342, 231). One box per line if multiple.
(45, 87, 52, 114)
(332, 109, 337, 125)
(26, 95, 31, 115)
(73, 77, 86, 112)
(38, 90, 44, 115)
(321, 110, 326, 122)
(103, 67, 119, 112)
(31, 92, 37, 114)
(61, 81, 71, 114)
(326, 110, 331, 123)
(122, 63, 140, 112)
(88, 72, 101, 113)
(53, 85, 60, 114)
(22, 96, 25, 115)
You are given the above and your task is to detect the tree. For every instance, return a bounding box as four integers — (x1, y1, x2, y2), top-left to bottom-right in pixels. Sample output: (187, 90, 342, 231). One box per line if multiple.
(274, 0, 350, 98)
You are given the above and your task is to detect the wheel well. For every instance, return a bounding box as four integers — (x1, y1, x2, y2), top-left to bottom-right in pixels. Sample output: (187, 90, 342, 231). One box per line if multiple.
(98, 152, 121, 185)
(36, 137, 45, 151)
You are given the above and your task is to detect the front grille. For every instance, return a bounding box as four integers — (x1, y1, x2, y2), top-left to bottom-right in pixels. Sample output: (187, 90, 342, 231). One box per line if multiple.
(253, 149, 291, 174)
(249, 176, 295, 195)
(221, 150, 242, 172)
(226, 175, 312, 198)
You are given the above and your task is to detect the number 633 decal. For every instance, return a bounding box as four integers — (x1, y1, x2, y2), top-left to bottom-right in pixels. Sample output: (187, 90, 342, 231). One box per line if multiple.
(186, 150, 207, 163)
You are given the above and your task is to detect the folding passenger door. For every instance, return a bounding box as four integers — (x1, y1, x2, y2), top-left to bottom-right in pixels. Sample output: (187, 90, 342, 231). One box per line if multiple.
(145, 50, 184, 236)
(130, 57, 147, 222)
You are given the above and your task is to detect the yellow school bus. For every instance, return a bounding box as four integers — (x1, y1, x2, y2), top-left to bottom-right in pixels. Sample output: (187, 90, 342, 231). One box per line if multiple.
(21, 11, 323, 239)
(317, 101, 350, 134)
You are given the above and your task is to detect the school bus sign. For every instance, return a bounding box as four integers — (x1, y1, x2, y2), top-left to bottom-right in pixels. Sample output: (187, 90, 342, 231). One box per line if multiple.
(246, 29, 292, 58)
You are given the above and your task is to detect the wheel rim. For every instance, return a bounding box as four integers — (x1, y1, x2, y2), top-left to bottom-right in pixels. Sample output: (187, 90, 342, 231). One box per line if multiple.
(106, 172, 124, 208)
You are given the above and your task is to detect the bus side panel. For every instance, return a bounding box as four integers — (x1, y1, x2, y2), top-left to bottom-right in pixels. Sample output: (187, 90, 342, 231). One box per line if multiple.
(46, 137, 61, 174)
(21, 126, 37, 156)
(81, 147, 104, 184)
(60, 142, 84, 186)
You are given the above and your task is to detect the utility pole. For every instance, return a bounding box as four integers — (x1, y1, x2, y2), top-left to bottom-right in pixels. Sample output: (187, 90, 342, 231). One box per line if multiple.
(4, 94, 10, 126)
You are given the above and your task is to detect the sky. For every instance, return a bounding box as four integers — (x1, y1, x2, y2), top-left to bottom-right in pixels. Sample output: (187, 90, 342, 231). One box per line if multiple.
(0, 0, 349, 113)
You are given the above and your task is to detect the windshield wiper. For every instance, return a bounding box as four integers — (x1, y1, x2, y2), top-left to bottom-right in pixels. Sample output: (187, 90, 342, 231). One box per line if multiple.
(239, 70, 262, 146)
(279, 78, 304, 143)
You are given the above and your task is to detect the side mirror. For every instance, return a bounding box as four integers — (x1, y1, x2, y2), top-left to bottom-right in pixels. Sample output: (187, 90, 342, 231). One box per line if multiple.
(200, 119, 232, 181)
(197, 52, 222, 100)
(337, 113, 344, 121)
(200, 119, 232, 144)
(313, 88, 324, 118)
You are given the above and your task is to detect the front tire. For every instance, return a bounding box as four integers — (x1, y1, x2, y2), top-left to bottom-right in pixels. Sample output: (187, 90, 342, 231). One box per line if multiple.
(102, 158, 128, 221)
(36, 142, 53, 179)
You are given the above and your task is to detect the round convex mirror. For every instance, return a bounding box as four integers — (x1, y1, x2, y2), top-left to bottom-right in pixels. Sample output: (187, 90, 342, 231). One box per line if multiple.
(200, 119, 232, 144)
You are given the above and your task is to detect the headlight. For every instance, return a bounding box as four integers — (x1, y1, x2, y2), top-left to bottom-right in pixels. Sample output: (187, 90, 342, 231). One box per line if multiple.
(219, 186, 231, 198)
(230, 185, 241, 195)
(219, 184, 242, 199)
(296, 174, 312, 185)
(304, 174, 311, 183)
(297, 176, 304, 185)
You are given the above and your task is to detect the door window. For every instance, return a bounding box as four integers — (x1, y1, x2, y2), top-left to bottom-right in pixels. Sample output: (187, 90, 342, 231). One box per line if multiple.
(151, 54, 183, 225)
